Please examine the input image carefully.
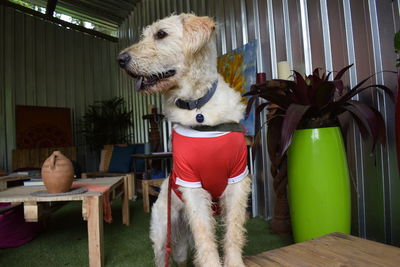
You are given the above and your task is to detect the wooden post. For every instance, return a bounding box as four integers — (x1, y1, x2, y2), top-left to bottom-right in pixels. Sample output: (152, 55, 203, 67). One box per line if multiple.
(127, 173, 135, 200)
(122, 176, 130, 226)
(82, 198, 88, 221)
(46, 0, 58, 17)
(0, 181, 6, 191)
(142, 179, 150, 213)
(86, 195, 104, 267)
(24, 201, 40, 222)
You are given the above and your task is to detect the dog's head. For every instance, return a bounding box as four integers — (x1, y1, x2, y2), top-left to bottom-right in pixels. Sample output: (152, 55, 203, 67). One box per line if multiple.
(117, 13, 216, 94)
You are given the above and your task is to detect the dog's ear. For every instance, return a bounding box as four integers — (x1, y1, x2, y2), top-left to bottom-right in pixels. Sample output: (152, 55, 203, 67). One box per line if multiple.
(180, 14, 216, 54)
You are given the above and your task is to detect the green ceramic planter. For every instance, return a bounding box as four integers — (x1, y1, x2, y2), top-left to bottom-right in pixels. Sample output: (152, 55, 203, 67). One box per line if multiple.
(287, 126, 351, 243)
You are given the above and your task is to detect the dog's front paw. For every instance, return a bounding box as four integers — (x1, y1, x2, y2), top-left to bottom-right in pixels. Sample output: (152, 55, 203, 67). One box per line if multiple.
(177, 261, 187, 267)
(224, 256, 245, 267)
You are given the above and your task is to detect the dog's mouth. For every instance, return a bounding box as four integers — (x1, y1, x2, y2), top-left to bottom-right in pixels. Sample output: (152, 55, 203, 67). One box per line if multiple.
(126, 69, 176, 91)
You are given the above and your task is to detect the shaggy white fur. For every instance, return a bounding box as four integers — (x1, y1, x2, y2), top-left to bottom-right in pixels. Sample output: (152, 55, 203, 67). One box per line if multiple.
(119, 13, 252, 267)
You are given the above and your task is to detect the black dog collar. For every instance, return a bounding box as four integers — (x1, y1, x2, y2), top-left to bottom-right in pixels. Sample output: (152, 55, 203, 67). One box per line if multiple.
(191, 122, 244, 132)
(175, 80, 218, 110)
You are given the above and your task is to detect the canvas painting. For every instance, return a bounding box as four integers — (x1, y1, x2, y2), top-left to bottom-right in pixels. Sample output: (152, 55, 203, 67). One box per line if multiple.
(217, 40, 257, 136)
(16, 105, 73, 149)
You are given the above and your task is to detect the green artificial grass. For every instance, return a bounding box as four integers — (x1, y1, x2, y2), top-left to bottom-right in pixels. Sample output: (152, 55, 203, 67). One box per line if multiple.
(0, 198, 292, 266)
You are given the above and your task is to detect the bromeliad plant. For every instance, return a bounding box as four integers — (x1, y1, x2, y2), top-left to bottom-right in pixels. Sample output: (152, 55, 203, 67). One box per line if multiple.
(246, 64, 395, 242)
(245, 64, 394, 155)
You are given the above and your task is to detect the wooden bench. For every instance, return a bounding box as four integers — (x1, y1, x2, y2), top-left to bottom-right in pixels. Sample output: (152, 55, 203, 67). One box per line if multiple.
(141, 178, 164, 213)
(244, 232, 400, 266)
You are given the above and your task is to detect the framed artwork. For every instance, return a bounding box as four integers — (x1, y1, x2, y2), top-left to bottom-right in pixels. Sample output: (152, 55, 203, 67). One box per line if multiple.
(217, 40, 257, 136)
(16, 105, 73, 149)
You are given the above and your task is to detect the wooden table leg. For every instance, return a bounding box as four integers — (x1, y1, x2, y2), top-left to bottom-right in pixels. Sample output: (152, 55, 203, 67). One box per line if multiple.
(86, 195, 104, 267)
(0, 181, 7, 191)
(122, 176, 130, 226)
(82, 198, 88, 221)
(24, 201, 40, 222)
(127, 173, 135, 200)
(142, 180, 150, 213)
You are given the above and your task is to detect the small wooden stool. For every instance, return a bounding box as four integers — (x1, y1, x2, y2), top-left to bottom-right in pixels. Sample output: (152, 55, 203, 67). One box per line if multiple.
(142, 178, 164, 213)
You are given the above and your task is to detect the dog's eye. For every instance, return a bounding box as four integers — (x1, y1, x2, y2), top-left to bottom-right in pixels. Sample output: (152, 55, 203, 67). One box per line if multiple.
(155, 30, 168, 40)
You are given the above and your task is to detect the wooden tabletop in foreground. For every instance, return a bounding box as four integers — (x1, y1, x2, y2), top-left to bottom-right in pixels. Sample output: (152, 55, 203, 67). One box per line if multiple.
(244, 232, 400, 266)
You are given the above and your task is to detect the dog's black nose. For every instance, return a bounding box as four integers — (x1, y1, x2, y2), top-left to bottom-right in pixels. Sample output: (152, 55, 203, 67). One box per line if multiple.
(117, 53, 131, 68)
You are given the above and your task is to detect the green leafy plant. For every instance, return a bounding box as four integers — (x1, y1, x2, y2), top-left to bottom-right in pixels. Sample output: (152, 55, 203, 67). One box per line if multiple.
(245, 65, 394, 155)
(81, 97, 133, 152)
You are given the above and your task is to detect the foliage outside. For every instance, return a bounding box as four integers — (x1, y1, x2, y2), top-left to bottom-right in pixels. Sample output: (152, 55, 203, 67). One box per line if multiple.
(81, 97, 133, 152)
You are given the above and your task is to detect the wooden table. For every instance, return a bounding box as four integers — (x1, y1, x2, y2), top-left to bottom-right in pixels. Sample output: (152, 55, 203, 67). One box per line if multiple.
(0, 176, 131, 267)
(244, 232, 400, 266)
(131, 152, 173, 174)
(132, 152, 172, 212)
(0, 174, 29, 191)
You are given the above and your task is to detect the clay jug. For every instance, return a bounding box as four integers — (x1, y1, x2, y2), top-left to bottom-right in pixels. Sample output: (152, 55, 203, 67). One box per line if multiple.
(41, 151, 74, 193)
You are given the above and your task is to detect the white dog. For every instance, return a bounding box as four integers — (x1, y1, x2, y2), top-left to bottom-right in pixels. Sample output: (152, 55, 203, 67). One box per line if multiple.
(118, 13, 251, 267)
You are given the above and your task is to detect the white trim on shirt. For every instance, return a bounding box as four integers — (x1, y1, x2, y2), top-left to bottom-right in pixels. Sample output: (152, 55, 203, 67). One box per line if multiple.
(175, 166, 249, 188)
(227, 167, 249, 184)
(173, 124, 230, 138)
(175, 177, 202, 188)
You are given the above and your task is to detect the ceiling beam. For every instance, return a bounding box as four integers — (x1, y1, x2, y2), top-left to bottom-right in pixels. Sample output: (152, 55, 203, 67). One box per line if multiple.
(45, 0, 57, 16)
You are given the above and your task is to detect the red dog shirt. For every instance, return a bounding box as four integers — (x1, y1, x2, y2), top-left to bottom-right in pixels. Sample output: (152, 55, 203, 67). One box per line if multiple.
(170, 124, 249, 203)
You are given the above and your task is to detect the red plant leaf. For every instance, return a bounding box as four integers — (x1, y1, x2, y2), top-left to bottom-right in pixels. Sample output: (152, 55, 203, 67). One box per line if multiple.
(256, 102, 270, 115)
(341, 103, 373, 138)
(293, 71, 310, 105)
(332, 80, 344, 96)
(313, 67, 321, 78)
(308, 73, 323, 104)
(339, 84, 394, 104)
(245, 95, 257, 119)
(342, 100, 385, 151)
(370, 107, 386, 145)
(313, 81, 336, 109)
(280, 103, 311, 155)
(350, 115, 369, 139)
(363, 85, 395, 101)
(324, 71, 332, 82)
(336, 74, 377, 103)
(334, 64, 353, 80)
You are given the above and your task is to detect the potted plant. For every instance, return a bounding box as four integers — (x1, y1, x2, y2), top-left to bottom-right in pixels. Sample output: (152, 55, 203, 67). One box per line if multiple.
(245, 65, 394, 242)
(81, 97, 133, 153)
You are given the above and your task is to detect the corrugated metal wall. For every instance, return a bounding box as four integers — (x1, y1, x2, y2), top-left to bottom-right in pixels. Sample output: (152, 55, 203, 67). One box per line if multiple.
(118, 0, 400, 245)
(0, 5, 121, 172)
